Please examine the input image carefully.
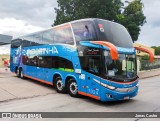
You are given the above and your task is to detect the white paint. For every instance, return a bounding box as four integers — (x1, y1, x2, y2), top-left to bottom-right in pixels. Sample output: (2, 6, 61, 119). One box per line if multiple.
(26, 47, 58, 56)
(79, 74, 85, 80)
(75, 69, 81, 74)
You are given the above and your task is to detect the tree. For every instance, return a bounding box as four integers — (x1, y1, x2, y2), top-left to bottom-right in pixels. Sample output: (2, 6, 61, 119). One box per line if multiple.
(53, 0, 146, 42)
(118, 0, 146, 42)
(151, 46, 160, 55)
(54, 0, 122, 25)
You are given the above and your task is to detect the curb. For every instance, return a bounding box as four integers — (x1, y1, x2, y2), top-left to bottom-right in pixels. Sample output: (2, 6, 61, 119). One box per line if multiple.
(138, 68, 160, 79)
(138, 74, 160, 79)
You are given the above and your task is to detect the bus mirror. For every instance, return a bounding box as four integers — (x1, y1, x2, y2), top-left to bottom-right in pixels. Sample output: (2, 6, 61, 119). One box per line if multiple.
(135, 46, 154, 63)
(91, 41, 118, 60)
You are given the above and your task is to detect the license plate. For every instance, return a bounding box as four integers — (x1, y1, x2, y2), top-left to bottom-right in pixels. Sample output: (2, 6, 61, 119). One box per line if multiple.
(124, 96, 129, 100)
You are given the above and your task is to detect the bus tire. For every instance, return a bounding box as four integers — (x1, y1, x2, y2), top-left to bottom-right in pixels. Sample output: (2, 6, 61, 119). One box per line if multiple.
(54, 76, 66, 93)
(16, 68, 20, 78)
(19, 68, 25, 79)
(67, 79, 79, 97)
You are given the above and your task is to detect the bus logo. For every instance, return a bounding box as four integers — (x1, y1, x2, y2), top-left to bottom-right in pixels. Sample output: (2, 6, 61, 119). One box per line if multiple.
(26, 47, 58, 56)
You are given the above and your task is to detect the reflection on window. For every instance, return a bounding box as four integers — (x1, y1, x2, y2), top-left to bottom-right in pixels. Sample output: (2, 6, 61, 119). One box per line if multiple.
(95, 19, 133, 48)
(105, 54, 126, 77)
(72, 21, 97, 44)
(54, 25, 74, 45)
(80, 56, 100, 75)
(105, 52, 136, 78)
(11, 39, 22, 48)
(38, 56, 53, 68)
(22, 56, 74, 71)
(22, 33, 43, 47)
(22, 56, 38, 66)
(42, 29, 54, 44)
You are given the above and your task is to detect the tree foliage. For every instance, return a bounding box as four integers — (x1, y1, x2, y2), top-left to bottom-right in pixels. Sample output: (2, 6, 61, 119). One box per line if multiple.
(118, 0, 146, 41)
(53, 0, 146, 42)
(151, 46, 160, 55)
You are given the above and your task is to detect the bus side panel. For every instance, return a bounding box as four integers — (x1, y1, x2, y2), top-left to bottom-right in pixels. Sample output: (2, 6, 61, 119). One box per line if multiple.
(71, 56, 82, 92)
(86, 73, 101, 100)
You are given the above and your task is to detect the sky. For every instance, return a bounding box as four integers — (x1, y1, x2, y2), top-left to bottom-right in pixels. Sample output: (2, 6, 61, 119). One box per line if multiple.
(0, 0, 160, 54)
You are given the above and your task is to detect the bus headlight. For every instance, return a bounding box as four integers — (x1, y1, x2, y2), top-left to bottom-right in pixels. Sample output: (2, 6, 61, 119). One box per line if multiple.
(107, 85, 116, 90)
(93, 78, 116, 90)
(101, 82, 116, 90)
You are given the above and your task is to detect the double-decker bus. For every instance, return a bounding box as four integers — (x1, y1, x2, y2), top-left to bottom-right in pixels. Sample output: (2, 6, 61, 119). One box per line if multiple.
(10, 18, 153, 102)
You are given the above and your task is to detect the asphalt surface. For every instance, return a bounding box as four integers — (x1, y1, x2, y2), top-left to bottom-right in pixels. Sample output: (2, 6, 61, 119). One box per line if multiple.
(0, 75, 160, 112)
(0, 69, 160, 121)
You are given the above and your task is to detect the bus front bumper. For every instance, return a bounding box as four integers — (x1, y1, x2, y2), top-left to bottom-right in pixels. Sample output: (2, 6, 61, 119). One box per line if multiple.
(100, 86, 139, 102)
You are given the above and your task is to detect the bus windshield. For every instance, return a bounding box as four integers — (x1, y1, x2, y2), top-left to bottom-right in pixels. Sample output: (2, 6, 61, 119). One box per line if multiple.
(104, 51, 137, 81)
(94, 19, 133, 48)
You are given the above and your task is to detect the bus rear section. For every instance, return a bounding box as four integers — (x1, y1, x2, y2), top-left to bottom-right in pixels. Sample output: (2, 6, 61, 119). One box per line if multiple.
(10, 39, 22, 75)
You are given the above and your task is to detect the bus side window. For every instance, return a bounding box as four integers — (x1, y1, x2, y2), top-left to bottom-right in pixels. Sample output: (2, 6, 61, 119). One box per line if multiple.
(53, 56, 74, 71)
(42, 29, 54, 44)
(22, 56, 29, 65)
(22, 40, 31, 47)
(11, 39, 22, 48)
(80, 56, 101, 75)
(37, 56, 53, 68)
(53, 25, 74, 45)
(87, 57, 100, 74)
(72, 21, 97, 44)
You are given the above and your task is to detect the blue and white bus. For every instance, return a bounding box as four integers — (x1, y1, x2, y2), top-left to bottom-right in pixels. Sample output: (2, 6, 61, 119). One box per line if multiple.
(10, 18, 153, 102)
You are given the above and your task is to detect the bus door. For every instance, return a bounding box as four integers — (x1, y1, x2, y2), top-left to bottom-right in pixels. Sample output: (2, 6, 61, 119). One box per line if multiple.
(86, 56, 101, 98)
(78, 54, 101, 97)
(72, 56, 87, 93)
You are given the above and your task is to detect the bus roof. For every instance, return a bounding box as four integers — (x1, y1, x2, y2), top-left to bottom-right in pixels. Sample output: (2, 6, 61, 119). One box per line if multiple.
(12, 18, 121, 39)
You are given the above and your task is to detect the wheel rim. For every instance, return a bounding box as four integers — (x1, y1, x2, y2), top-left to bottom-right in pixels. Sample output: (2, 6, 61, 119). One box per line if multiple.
(56, 79, 63, 91)
(70, 82, 78, 94)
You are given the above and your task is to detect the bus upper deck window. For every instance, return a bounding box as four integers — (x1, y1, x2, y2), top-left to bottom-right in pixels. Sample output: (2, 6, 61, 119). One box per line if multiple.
(72, 21, 97, 44)
(53, 25, 74, 45)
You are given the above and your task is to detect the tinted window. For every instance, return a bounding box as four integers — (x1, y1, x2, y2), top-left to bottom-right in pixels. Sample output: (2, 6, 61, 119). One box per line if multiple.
(22, 55, 74, 71)
(54, 24, 74, 45)
(72, 21, 97, 44)
(94, 19, 133, 48)
(11, 39, 22, 48)
(31, 34, 42, 43)
(80, 56, 101, 75)
(22, 56, 38, 66)
(38, 56, 53, 68)
(54, 57, 73, 70)
(22, 33, 43, 47)
(22, 40, 39, 47)
(22, 56, 28, 65)
(42, 29, 54, 44)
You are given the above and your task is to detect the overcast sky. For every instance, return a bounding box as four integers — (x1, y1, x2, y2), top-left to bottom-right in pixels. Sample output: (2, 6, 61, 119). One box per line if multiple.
(0, 0, 160, 54)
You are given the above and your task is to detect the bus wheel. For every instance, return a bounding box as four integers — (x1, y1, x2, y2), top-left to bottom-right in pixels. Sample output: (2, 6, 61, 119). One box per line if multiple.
(54, 76, 66, 93)
(68, 79, 79, 97)
(19, 68, 25, 79)
(16, 68, 20, 77)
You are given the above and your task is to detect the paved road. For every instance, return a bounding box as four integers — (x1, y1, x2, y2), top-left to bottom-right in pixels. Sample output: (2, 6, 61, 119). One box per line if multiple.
(0, 76, 160, 112)
(0, 70, 160, 121)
